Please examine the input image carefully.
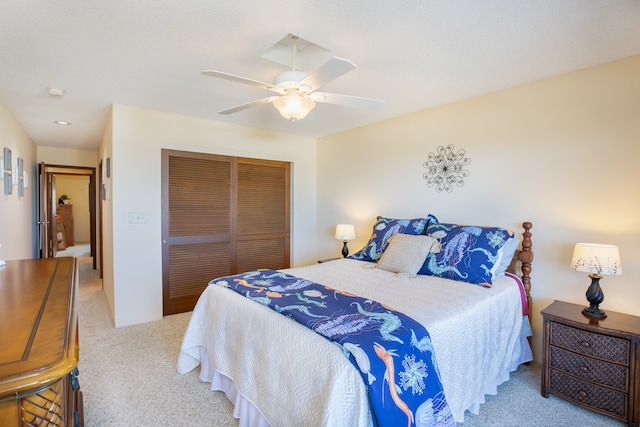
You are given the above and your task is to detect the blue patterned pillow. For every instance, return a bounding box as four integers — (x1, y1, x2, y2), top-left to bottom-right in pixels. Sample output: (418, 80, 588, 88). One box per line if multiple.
(417, 222, 515, 287)
(348, 215, 438, 263)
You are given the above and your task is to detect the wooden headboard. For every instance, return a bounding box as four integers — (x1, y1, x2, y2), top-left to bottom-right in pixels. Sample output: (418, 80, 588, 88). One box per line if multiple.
(507, 222, 533, 317)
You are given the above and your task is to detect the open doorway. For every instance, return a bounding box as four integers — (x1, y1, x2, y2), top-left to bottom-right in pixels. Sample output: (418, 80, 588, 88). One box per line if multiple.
(37, 164, 97, 269)
(55, 174, 92, 258)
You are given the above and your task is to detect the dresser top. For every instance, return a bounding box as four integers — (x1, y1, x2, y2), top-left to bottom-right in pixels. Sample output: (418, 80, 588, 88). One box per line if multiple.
(0, 257, 79, 398)
(542, 300, 640, 337)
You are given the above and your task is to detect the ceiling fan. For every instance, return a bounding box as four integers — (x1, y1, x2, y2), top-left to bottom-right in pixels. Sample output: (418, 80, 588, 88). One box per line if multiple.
(202, 36, 385, 121)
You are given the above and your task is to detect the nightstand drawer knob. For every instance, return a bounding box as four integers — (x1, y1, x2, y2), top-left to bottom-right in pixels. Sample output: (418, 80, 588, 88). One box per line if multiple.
(580, 340, 591, 348)
(579, 365, 589, 373)
(578, 390, 588, 398)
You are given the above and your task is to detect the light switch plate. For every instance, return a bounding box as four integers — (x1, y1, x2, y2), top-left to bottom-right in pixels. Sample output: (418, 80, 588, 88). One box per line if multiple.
(128, 212, 147, 223)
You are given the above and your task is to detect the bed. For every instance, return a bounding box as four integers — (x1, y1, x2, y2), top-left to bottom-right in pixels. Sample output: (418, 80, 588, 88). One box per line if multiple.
(178, 217, 534, 427)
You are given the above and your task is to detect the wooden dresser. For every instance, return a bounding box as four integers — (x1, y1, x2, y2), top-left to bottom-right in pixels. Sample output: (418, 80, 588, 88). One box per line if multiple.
(58, 204, 75, 247)
(0, 257, 84, 426)
(541, 300, 639, 426)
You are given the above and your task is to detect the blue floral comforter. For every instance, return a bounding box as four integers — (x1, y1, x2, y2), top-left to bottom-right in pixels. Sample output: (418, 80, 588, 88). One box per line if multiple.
(210, 269, 454, 427)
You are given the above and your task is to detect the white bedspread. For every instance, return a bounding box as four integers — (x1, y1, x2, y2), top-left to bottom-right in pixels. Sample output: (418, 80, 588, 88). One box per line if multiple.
(177, 258, 532, 426)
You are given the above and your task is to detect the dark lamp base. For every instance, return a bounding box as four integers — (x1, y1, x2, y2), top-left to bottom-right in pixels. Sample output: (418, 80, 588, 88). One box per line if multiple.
(582, 273, 606, 319)
(582, 306, 607, 319)
(341, 241, 349, 258)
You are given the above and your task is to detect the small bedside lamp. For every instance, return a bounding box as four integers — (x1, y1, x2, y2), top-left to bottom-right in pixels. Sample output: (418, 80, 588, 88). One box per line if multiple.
(335, 224, 356, 258)
(570, 243, 622, 319)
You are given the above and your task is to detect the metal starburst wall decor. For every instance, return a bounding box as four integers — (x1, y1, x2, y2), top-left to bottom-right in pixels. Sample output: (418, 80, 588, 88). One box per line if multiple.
(423, 144, 471, 193)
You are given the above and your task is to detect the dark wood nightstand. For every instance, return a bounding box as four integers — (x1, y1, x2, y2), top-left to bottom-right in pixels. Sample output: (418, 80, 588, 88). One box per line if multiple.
(541, 300, 640, 426)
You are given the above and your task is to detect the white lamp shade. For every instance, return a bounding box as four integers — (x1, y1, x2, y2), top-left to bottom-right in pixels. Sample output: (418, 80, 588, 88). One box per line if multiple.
(571, 243, 622, 276)
(335, 224, 356, 241)
(273, 90, 315, 121)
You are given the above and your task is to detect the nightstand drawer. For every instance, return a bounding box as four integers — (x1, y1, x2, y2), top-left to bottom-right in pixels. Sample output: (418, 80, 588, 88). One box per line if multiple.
(550, 322, 629, 364)
(550, 346, 628, 391)
(549, 369, 627, 419)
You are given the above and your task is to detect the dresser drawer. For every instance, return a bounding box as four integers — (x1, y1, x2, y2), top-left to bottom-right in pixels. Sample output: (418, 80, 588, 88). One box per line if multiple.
(550, 346, 628, 391)
(550, 322, 629, 364)
(549, 369, 627, 419)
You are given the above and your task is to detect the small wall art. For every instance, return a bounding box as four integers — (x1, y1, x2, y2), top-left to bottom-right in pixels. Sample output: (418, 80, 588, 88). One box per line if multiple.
(17, 157, 24, 197)
(423, 144, 471, 193)
(3, 147, 10, 171)
(3, 147, 11, 195)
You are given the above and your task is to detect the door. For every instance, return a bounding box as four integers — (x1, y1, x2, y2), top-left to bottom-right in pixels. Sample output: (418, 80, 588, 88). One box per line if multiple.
(37, 164, 97, 266)
(37, 163, 56, 258)
(161, 150, 290, 315)
(236, 158, 291, 272)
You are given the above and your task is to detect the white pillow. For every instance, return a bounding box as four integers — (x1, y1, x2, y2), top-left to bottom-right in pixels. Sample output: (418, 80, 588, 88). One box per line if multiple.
(377, 234, 437, 276)
(491, 238, 521, 278)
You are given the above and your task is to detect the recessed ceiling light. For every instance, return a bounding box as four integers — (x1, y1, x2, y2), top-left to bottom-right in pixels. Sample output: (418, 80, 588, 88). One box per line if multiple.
(54, 121, 71, 125)
(47, 87, 65, 97)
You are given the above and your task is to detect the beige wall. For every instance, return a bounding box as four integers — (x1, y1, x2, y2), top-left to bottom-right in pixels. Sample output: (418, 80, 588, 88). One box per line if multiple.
(316, 55, 640, 362)
(0, 101, 37, 260)
(38, 146, 98, 168)
(102, 104, 317, 327)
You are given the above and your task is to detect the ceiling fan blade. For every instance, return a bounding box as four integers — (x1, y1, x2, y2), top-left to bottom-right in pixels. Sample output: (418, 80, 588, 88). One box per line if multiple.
(202, 70, 283, 94)
(308, 92, 385, 110)
(299, 57, 356, 92)
(218, 96, 279, 115)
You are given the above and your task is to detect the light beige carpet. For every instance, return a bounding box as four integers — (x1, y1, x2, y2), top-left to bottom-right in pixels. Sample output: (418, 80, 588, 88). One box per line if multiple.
(57, 243, 91, 258)
(77, 256, 238, 427)
(76, 256, 623, 426)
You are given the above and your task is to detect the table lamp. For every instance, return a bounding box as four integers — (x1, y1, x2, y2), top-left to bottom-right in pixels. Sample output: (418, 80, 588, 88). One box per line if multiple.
(335, 224, 356, 258)
(570, 243, 622, 319)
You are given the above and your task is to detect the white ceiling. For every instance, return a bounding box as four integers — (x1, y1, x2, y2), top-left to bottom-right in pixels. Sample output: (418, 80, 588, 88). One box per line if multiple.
(2, 0, 640, 151)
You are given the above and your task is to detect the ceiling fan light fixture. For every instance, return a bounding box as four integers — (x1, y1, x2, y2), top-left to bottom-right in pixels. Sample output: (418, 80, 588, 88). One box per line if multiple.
(273, 90, 315, 121)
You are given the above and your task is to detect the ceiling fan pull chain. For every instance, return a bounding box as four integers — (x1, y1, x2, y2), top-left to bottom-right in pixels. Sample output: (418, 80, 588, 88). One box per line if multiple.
(291, 35, 299, 71)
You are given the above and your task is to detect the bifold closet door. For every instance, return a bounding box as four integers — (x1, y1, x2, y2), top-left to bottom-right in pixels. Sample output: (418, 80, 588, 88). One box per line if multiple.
(236, 158, 290, 273)
(162, 150, 290, 315)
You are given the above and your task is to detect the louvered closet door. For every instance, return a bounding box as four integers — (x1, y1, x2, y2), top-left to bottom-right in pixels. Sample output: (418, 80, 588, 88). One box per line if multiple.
(162, 150, 290, 315)
(236, 158, 290, 272)
(162, 151, 232, 315)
